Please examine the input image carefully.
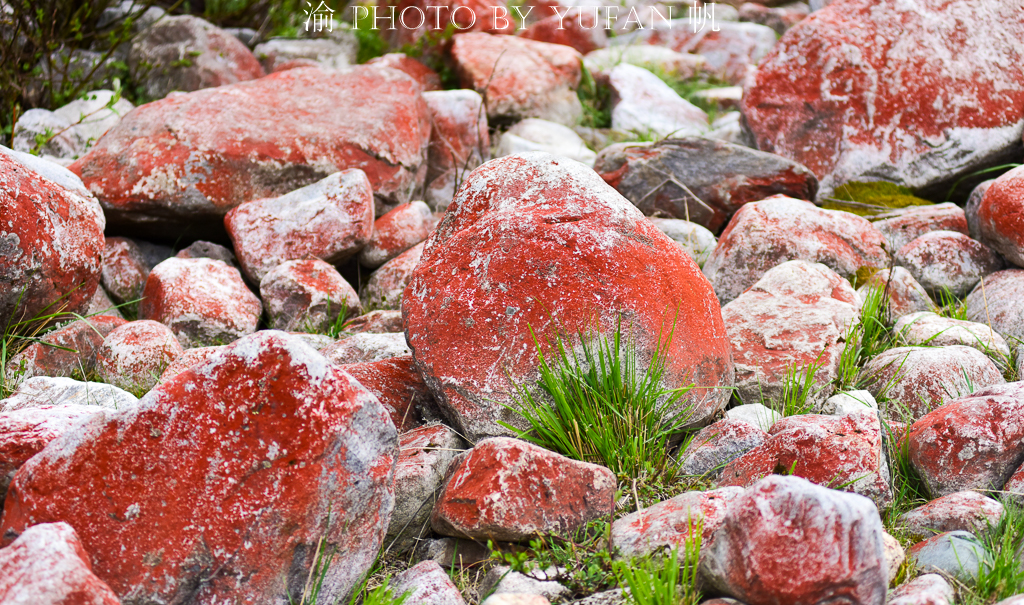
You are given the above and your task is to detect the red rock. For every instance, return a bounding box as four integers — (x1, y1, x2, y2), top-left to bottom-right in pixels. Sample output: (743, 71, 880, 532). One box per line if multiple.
(908, 382, 1024, 497)
(323, 333, 411, 365)
(898, 491, 1004, 542)
(269, 58, 321, 72)
(742, 0, 1024, 199)
(0, 331, 398, 604)
(872, 203, 969, 253)
(0, 406, 108, 504)
(423, 89, 490, 211)
(679, 418, 768, 477)
(977, 165, 1024, 268)
(721, 260, 860, 409)
(611, 487, 743, 558)
(226, 170, 375, 283)
(140, 258, 261, 347)
(344, 310, 404, 334)
(364, 241, 424, 310)
(100, 236, 149, 305)
(0, 522, 120, 605)
(431, 437, 616, 541)
(639, 21, 777, 85)
(128, 15, 264, 100)
(390, 560, 468, 605)
(700, 475, 888, 605)
(863, 346, 1004, 421)
(70, 67, 430, 238)
(738, 2, 809, 35)
(6, 316, 126, 381)
(594, 137, 818, 233)
(260, 258, 361, 332)
(895, 231, 1003, 298)
(719, 412, 892, 508)
(359, 201, 435, 269)
(857, 267, 935, 319)
(96, 320, 183, 392)
(366, 53, 442, 91)
(0, 148, 105, 324)
(157, 345, 225, 383)
(378, 0, 516, 49)
(702, 196, 888, 304)
(341, 355, 432, 432)
(387, 425, 465, 550)
(966, 269, 1024, 344)
(450, 33, 583, 125)
(404, 153, 734, 440)
(518, 7, 607, 55)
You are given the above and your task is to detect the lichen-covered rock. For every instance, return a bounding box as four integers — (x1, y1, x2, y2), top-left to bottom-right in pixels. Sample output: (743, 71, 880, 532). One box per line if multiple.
(633, 20, 777, 85)
(703, 196, 888, 304)
(719, 412, 891, 508)
(12, 108, 84, 159)
(226, 169, 375, 283)
(0, 331, 397, 605)
(895, 312, 1011, 359)
(260, 259, 361, 333)
(157, 345, 225, 383)
(341, 355, 431, 432)
(390, 561, 468, 605)
(70, 66, 430, 238)
(54, 89, 135, 147)
(724, 403, 781, 432)
(649, 218, 717, 268)
(895, 231, 1003, 298)
(128, 15, 264, 100)
(722, 260, 860, 410)
(822, 390, 877, 416)
(856, 267, 935, 319)
(0, 522, 120, 605)
(363, 241, 424, 311)
(404, 152, 734, 441)
(742, 0, 1024, 199)
(431, 437, 616, 541)
(584, 46, 704, 80)
(252, 36, 356, 72)
(908, 382, 1024, 497)
(976, 165, 1024, 268)
(387, 424, 465, 551)
(344, 310, 404, 334)
(898, 491, 1004, 542)
(100, 236, 149, 304)
(496, 119, 596, 167)
(174, 240, 237, 266)
(863, 346, 1004, 421)
(5, 315, 126, 381)
(888, 574, 955, 605)
(322, 333, 411, 365)
(0, 147, 105, 323)
(1, 376, 137, 413)
(359, 201, 434, 269)
(141, 257, 262, 347)
(366, 53, 442, 91)
(700, 475, 887, 605)
(611, 487, 743, 558)
(872, 203, 968, 252)
(738, 2, 810, 35)
(606, 64, 707, 140)
(518, 7, 607, 54)
(95, 320, 184, 392)
(966, 180, 995, 241)
(966, 269, 1024, 343)
(595, 137, 817, 233)
(450, 33, 583, 126)
(422, 90, 489, 212)
(679, 418, 768, 478)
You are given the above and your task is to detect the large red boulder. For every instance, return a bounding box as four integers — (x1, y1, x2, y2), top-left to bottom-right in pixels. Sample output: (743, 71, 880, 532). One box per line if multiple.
(0, 148, 105, 324)
(700, 475, 888, 605)
(702, 196, 888, 304)
(742, 0, 1024, 199)
(69, 66, 431, 238)
(0, 331, 397, 604)
(719, 412, 892, 509)
(403, 152, 734, 441)
(0, 522, 120, 605)
(450, 33, 583, 126)
(431, 437, 616, 541)
(976, 165, 1024, 267)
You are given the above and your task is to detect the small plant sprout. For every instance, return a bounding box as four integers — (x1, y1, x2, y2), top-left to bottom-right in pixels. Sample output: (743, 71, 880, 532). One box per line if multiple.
(776, 354, 826, 417)
(503, 317, 694, 481)
(613, 517, 703, 605)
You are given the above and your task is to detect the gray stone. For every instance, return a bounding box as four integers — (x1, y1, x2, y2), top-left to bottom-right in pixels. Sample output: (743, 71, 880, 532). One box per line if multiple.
(497, 119, 596, 167)
(390, 561, 467, 605)
(679, 418, 768, 477)
(53, 89, 134, 147)
(480, 566, 569, 603)
(593, 137, 817, 232)
(606, 64, 707, 140)
(0, 376, 137, 413)
(12, 108, 83, 159)
(253, 36, 357, 72)
(649, 218, 716, 267)
(898, 491, 1004, 542)
(571, 589, 626, 605)
(321, 333, 411, 365)
(910, 531, 990, 584)
(823, 390, 877, 415)
(583, 47, 704, 79)
(175, 240, 238, 267)
(724, 404, 780, 432)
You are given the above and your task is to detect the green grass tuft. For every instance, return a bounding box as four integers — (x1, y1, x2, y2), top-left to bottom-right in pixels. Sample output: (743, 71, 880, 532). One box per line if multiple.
(775, 355, 826, 417)
(836, 283, 896, 390)
(613, 526, 702, 605)
(960, 500, 1024, 603)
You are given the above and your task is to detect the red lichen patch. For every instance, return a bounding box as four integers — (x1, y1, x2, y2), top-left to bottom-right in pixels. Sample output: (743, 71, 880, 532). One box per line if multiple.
(518, 8, 607, 55)
(341, 355, 431, 432)
(359, 201, 435, 269)
(977, 165, 1024, 267)
(95, 320, 184, 392)
(611, 487, 743, 558)
(6, 316, 126, 381)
